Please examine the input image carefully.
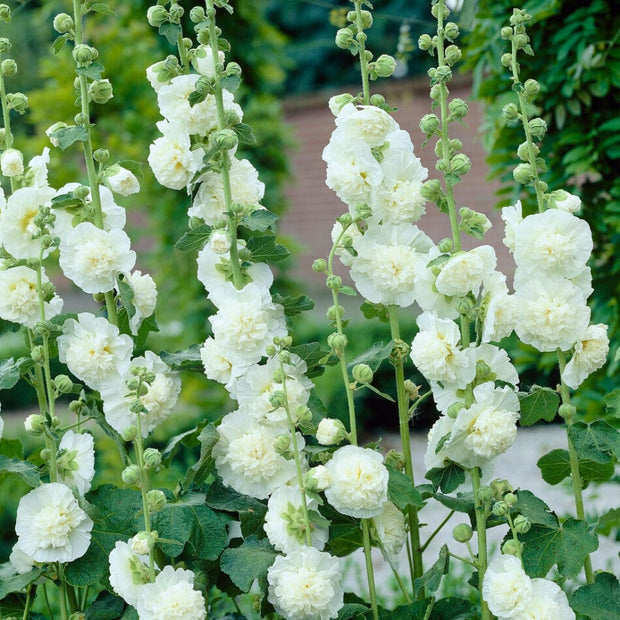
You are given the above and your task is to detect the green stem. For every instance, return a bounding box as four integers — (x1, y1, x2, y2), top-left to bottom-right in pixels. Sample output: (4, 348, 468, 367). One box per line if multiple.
(374, 533, 412, 604)
(361, 519, 379, 620)
(58, 564, 69, 620)
(0, 51, 16, 193)
(353, 0, 371, 104)
(447, 551, 477, 567)
(470, 467, 491, 620)
(22, 584, 33, 620)
(387, 305, 423, 589)
(420, 509, 455, 552)
(42, 582, 55, 620)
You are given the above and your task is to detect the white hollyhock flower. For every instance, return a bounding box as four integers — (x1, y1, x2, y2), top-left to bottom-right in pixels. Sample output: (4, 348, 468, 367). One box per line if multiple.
(1, 148, 24, 177)
(561, 323, 609, 389)
(119, 270, 158, 335)
(0, 265, 63, 328)
(324, 445, 389, 518)
(145, 61, 168, 92)
(0, 186, 56, 259)
(373, 501, 407, 564)
(410, 312, 476, 387)
(550, 189, 581, 213)
(57, 430, 95, 496)
(101, 351, 181, 437)
(137, 565, 206, 620)
(200, 336, 239, 388)
(27, 147, 51, 188)
(480, 271, 515, 343)
(57, 313, 133, 391)
(350, 223, 433, 307)
(501, 200, 523, 253)
(435, 246, 497, 298)
(15, 482, 93, 563)
(264, 484, 329, 554)
(513, 277, 590, 352)
(513, 209, 592, 279)
(192, 44, 224, 77)
(109, 538, 151, 607)
(334, 103, 398, 146)
(482, 554, 533, 618)
(316, 418, 347, 446)
(512, 578, 575, 620)
(10, 541, 35, 574)
(268, 547, 344, 620)
(59, 222, 136, 294)
(213, 409, 303, 499)
(424, 414, 455, 471)
(106, 166, 140, 196)
(148, 122, 204, 190)
(189, 158, 265, 225)
(412, 247, 460, 320)
(210, 283, 287, 367)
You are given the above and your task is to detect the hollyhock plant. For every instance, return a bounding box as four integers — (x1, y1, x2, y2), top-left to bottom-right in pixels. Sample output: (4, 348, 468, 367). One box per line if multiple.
(56, 430, 95, 495)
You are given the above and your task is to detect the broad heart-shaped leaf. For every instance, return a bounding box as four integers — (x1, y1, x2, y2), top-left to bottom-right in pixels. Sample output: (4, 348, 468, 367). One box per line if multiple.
(569, 420, 620, 463)
(426, 463, 466, 493)
(50, 125, 89, 150)
(116, 273, 136, 320)
(290, 342, 336, 379)
(240, 209, 278, 232)
(220, 535, 277, 592)
(323, 505, 363, 557)
(570, 571, 620, 620)
(603, 388, 620, 418)
(360, 301, 389, 323)
(0, 356, 34, 390)
(246, 235, 289, 262)
(429, 598, 477, 620)
(518, 387, 559, 426)
(415, 544, 449, 596)
(433, 490, 475, 515)
(515, 489, 558, 528)
(159, 344, 203, 372)
(0, 568, 43, 600)
(337, 603, 370, 619)
(387, 466, 424, 510)
(175, 223, 212, 252)
(151, 492, 231, 561)
(375, 601, 429, 619)
(0, 438, 23, 459)
(520, 518, 599, 578)
(0, 454, 40, 487)
(159, 22, 181, 46)
(537, 448, 615, 484)
(84, 590, 125, 620)
(349, 341, 394, 373)
(76, 61, 104, 80)
(65, 485, 143, 587)
(272, 293, 314, 317)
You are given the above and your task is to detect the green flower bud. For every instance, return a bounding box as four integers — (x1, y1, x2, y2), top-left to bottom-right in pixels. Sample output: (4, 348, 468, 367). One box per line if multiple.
(436, 238, 453, 254)
(510, 9, 531, 26)
(128, 554, 151, 586)
(352, 363, 373, 384)
(211, 128, 238, 151)
(502, 103, 520, 122)
(434, 65, 452, 83)
(523, 78, 540, 102)
(6, 92, 28, 114)
(53, 12, 74, 34)
(1, 58, 16, 77)
(500, 52, 513, 67)
(312, 258, 327, 273)
(305, 465, 331, 492)
(429, 84, 441, 102)
(513, 162, 536, 185)
(450, 153, 471, 176)
(514, 514, 531, 534)
(444, 45, 462, 66)
(24, 413, 45, 434)
(131, 530, 158, 554)
(446, 402, 464, 419)
(452, 523, 473, 543)
(513, 33, 529, 50)
(373, 54, 396, 78)
(40, 448, 51, 461)
(477, 485, 494, 503)
(327, 332, 348, 354)
(444, 22, 459, 40)
(419, 113, 440, 136)
(326, 304, 344, 321)
(335, 27, 355, 50)
(168, 3, 184, 21)
(146, 489, 167, 513)
(420, 179, 442, 201)
(528, 117, 547, 139)
(147, 5, 168, 27)
(493, 500, 509, 517)
(143, 448, 162, 470)
(296, 405, 313, 425)
(273, 433, 291, 456)
(517, 141, 537, 161)
(505, 492, 517, 507)
(431, 2, 449, 19)
(475, 360, 492, 381)
(326, 275, 342, 290)
(558, 403, 576, 421)
(502, 539, 523, 556)
(72, 44, 98, 65)
(121, 464, 142, 487)
(418, 33, 433, 51)
(0, 38, 11, 53)
(54, 374, 74, 395)
(0, 5, 11, 23)
(329, 93, 355, 114)
(449, 97, 468, 119)
(189, 6, 206, 23)
(225, 61, 242, 78)
(490, 478, 512, 499)
(269, 390, 287, 409)
(316, 417, 347, 446)
(88, 79, 113, 105)
(459, 207, 491, 239)
(92, 148, 109, 163)
(501, 26, 513, 39)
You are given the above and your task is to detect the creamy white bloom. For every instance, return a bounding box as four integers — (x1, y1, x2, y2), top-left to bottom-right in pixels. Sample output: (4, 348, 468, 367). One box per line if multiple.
(335, 103, 398, 146)
(10, 541, 35, 574)
(213, 409, 303, 499)
(412, 247, 460, 319)
(410, 312, 476, 387)
(1, 148, 24, 177)
(513, 209, 592, 279)
(501, 200, 523, 253)
(480, 271, 515, 343)
(137, 565, 206, 620)
(192, 44, 224, 77)
(57, 430, 95, 496)
(316, 418, 346, 445)
(561, 323, 609, 389)
(28, 147, 51, 187)
(268, 547, 344, 620)
(512, 578, 575, 620)
(550, 189, 581, 213)
(264, 484, 329, 554)
(145, 61, 168, 92)
(209, 229, 231, 254)
(0, 185, 56, 259)
(120, 270, 158, 335)
(482, 554, 533, 618)
(189, 158, 265, 224)
(15, 483, 93, 563)
(148, 122, 204, 190)
(513, 277, 590, 352)
(107, 166, 140, 196)
(101, 351, 181, 437)
(57, 313, 133, 391)
(308, 465, 331, 492)
(373, 501, 407, 563)
(351, 223, 434, 306)
(435, 246, 497, 298)
(59, 222, 136, 294)
(200, 336, 236, 387)
(108, 538, 151, 607)
(0, 265, 63, 328)
(424, 414, 455, 471)
(324, 445, 389, 518)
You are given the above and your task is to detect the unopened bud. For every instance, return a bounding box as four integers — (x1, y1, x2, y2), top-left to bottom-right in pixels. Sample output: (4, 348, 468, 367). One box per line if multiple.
(491, 478, 512, 500)
(53, 12, 74, 33)
(513, 514, 531, 534)
(316, 417, 347, 446)
(513, 33, 529, 49)
(88, 79, 113, 104)
(326, 304, 344, 321)
(558, 403, 576, 421)
(502, 539, 523, 556)
(447, 402, 465, 419)
(72, 44, 97, 65)
(444, 45, 461, 66)
(493, 500, 509, 517)
(452, 523, 473, 543)
(475, 360, 492, 381)
(500, 52, 513, 67)
(444, 22, 459, 40)
(419, 113, 440, 136)
(0, 38, 10, 53)
(147, 5, 168, 27)
(273, 434, 291, 457)
(448, 98, 468, 119)
(505, 492, 517, 507)
(373, 54, 396, 78)
(513, 163, 535, 185)
(168, 3, 184, 21)
(335, 27, 354, 50)
(143, 448, 162, 470)
(6, 92, 27, 114)
(328, 93, 355, 115)
(211, 128, 238, 151)
(327, 332, 348, 354)
(121, 464, 142, 487)
(352, 363, 373, 384)
(24, 413, 45, 434)
(420, 179, 442, 201)
(269, 391, 287, 409)
(523, 78, 540, 102)
(0, 4, 11, 22)
(1, 58, 16, 77)
(369, 93, 385, 107)
(517, 141, 537, 161)
(146, 489, 166, 513)
(528, 117, 547, 139)
(189, 6, 206, 23)
(131, 530, 158, 555)
(450, 153, 471, 176)
(305, 465, 331, 492)
(121, 426, 138, 442)
(501, 26, 513, 39)
(54, 374, 74, 395)
(326, 275, 342, 291)
(403, 380, 420, 401)
(477, 485, 494, 503)
(40, 448, 51, 461)
(502, 103, 520, 121)
(437, 238, 453, 253)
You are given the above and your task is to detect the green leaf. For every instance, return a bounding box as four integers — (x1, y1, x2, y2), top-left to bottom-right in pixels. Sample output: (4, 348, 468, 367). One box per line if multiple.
(0, 569, 43, 600)
(429, 597, 477, 620)
(51, 126, 89, 150)
(433, 491, 474, 515)
(604, 389, 620, 417)
(338, 603, 370, 619)
(175, 223, 212, 252)
(240, 209, 278, 233)
(0, 438, 24, 459)
(65, 486, 143, 587)
(220, 535, 277, 592)
(116, 273, 135, 320)
(339, 285, 357, 296)
(515, 489, 558, 528)
(426, 463, 465, 493)
(51, 192, 83, 209)
(180, 424, 217, 490)
(159, 22, 181, 46)
(246, 235, 289, 263)
(221, 75, 241, 93)
(0, 455, 40, 488)
(234, 123, 256, 145)
(537, 448, 615, 484)
(159, 344, 203, 372)
(520, 518, 599, 578)
(387, 466, 424, 510)
(596, 507, 620, 537)
(88, 3, 116, 16)
(290, 342, 335, 378)
(84, 590, 125, 620)
(518, 387, 559, 426)
(360, 301, 389, 323)
(570, 571, 620, 620)
(188, 89, 207, 108)
(569, 420, 620, 463)
(415, 544, 448, 596)
(152, 493, 231, 560)
(53, 34, 69, 54)
(0, 357, 34, 390)
(76, 62, 105, 80)
(117, 160, 144, 178)
(377, 601, 430, 619)
(349, 341, 394, 373)
(272, 293, 314, 317)
(323, 506, 363, 557)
